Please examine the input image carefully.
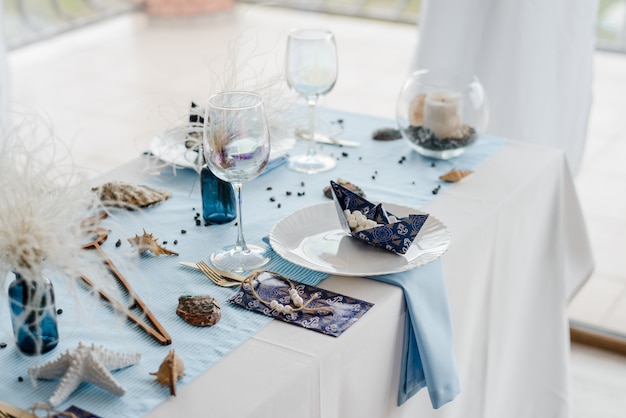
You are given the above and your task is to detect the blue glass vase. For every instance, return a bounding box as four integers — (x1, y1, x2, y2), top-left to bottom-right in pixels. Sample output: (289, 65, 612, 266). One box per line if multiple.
(8, 273, 59, 355)
(201, 165, 236, 224)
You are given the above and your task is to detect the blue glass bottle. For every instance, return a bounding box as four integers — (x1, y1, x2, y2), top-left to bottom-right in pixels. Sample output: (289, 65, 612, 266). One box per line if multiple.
(201, 165, 236, 224)
(8, 273, 59, 355)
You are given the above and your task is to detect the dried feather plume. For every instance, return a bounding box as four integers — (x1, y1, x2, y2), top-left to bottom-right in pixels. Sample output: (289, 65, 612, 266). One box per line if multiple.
(0, 117, 126, 352)
(153, 26, 300, 173)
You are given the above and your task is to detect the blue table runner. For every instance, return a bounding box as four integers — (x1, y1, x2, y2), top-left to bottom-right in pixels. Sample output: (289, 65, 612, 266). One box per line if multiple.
(0, 108, 506, 416)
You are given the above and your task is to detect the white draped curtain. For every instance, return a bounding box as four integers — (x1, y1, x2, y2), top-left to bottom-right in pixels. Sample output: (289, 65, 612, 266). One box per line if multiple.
(0, 0, 9, 134)
(412, 0, 598, 174)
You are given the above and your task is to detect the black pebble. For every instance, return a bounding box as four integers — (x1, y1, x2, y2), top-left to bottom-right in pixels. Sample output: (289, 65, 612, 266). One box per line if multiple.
(115, 239, 121, 248)
(18, 376, 23, 382)
(56, 308, 63, 315)
(0, 342, 7, 349)
(358, 156, 362, 161)
(192, 207, 196, 211)
(286, 191, 292, 196)
(162, 241, 168, 245)
(181, 229, 187, 234)
(266, 186, 273, 191)
(195, 219, 201, 226)
(297, 191, 305, 196)
(431, 162, 436, 167)
(277, 203, 282, 208)
(372, 175, 376, 180)
(341, 152, 349, 157)
(174, 240, 178, 245)
(300, 181, 305, 187)
(270, 196, 276, 202)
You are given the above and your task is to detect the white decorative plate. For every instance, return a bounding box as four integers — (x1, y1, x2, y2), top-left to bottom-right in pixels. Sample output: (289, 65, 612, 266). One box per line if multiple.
(150, 124, 295, 169)
(269, 202, 451, 276)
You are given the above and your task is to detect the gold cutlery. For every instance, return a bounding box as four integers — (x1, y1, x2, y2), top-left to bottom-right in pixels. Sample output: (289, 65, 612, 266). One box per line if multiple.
(179, 261, 244, 287)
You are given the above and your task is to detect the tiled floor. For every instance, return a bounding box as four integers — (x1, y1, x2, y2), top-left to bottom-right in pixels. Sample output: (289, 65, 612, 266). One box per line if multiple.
(5, 4, 626, 416)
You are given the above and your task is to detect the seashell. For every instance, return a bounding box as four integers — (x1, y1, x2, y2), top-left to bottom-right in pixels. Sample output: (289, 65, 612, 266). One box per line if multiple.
(92, 181, 171, 209)
(438, 169, 473, 183)
(150, 350, 185, 396)
(372, 127, 402, 141)
(323, 178, 365, 200)
(176, 295, 221, 327)
(128, 230, 179, 256)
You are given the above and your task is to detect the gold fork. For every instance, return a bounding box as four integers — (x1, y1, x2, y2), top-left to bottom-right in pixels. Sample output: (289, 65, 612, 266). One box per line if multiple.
(196, 261, 242, 288)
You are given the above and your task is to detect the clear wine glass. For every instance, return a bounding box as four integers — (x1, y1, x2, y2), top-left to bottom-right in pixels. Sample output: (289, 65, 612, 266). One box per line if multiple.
(285, 28, 338, 174)
(203, 91, 271, 272)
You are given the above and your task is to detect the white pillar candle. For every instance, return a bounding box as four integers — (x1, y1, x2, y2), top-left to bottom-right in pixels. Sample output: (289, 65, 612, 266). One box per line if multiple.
(423, 91, 462, 139)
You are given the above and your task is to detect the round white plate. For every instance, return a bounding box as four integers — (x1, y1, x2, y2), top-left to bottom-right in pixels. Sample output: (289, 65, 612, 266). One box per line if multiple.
(150, 124, 295, 169)
(269, 202, 451, 276)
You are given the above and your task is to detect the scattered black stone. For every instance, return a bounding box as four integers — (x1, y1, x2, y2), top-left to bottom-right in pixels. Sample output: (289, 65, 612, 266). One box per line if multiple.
(337, 118, 344, 124)
(371, 175, 376, 180)
(0, 342, 7, 349)
(162, 241, 168, 245)
(297, 191, 305, 196)
(192, 207, 196, 211)
(374, 170, 378, 175)
(174, 240, 178, 245)
(195, 212, 200, 218)
(372, 127, 402, 141)
(277, 203, 282, 208)
(300, 181, 305, 187)
(56, 308, 63, 315)
(181, 229, 187, 234)
(204, 221, 211, 226)
(358, 156, 362, 161)
(270, 196, 276, 202)
(404, 125, 477, 151)
(195, 219, 201, 226)
(266, 186, 273, 191)
(115, 239, 122, 248)
(431, 161, 436, 167)
(341, 152, 349, 158)
(286, 191, 292, 196)
(18, 376, 23, 382)
(412, 181, 416, 185)
(432, 185, 442, 195)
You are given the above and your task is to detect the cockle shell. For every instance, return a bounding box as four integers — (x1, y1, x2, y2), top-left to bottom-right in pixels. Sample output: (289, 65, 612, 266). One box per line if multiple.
(150, 350, 185, 396)
(128, 230, 179, 256)
(438, 169, 473, 183)
(92, 181, 171, 209)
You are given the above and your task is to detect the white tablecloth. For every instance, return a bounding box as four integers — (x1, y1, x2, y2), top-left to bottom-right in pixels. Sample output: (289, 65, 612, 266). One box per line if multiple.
(139, 139, 592, 418)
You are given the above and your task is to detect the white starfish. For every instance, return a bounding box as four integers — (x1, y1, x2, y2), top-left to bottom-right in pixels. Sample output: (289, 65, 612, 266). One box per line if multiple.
(28, 341, 141, 407)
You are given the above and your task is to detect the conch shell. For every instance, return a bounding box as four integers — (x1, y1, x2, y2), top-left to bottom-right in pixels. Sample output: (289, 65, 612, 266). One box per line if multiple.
(150, 350, 185, 396)
(439, 169, 473, 183)
(128, 230, 178, 256)
(92, 181, 171, 209)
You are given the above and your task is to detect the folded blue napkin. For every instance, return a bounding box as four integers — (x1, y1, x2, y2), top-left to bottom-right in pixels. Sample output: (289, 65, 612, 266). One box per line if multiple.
(368, 259, 460, 408)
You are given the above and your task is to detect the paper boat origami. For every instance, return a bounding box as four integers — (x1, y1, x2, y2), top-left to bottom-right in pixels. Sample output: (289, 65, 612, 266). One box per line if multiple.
(329, 181, 429, 255)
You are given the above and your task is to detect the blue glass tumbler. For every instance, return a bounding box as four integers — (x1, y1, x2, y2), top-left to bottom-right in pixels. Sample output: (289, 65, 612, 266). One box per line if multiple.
(200, 164, 236, 224)
(8, 273, 59, 355)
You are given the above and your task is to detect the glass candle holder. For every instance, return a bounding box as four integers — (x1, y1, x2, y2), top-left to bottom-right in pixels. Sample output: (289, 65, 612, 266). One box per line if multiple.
(396, 69, 489, 159)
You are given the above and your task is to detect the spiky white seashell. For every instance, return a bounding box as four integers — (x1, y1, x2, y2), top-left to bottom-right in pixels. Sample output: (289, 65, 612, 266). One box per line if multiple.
(28, 342, 141, 407)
